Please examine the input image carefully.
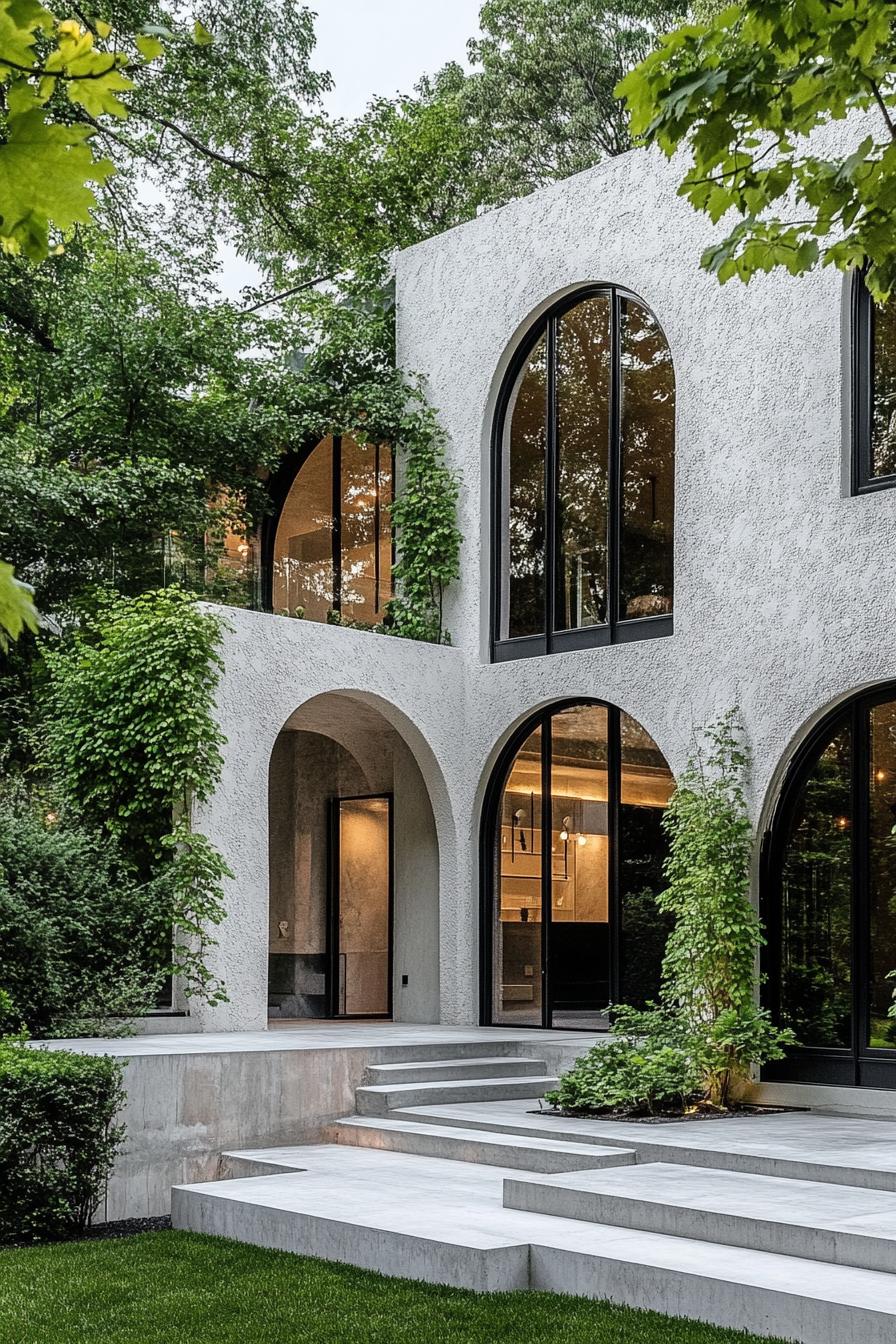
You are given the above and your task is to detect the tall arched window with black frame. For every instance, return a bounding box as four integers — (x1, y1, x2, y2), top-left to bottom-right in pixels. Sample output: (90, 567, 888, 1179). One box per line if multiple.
(492, 286, 675, 662)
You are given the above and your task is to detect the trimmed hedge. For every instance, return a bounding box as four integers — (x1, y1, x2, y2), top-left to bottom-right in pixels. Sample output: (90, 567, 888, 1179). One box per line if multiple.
(0, 1043, 125, 1243)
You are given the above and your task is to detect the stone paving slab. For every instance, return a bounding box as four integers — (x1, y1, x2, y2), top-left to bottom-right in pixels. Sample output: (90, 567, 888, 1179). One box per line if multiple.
(172, 1144, 896, 1344)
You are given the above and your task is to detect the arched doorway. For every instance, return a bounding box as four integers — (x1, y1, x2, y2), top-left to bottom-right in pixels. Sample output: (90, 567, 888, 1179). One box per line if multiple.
(268, 693, 439, 1023)
(480, 700, 675, 1029)
(763, 686, 896, 1089)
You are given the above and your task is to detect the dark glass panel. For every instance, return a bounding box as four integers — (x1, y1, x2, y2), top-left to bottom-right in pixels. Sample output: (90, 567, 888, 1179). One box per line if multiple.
(619, 298, 675, 621)
(779, 720, 853, 1048)
(872, 298, 896, 479)
(494, 726, 543, 1025)
(340, 436, 393, 626)
(272, 436, 335, 620)
(556, 297, 611, 631)
(501, 336, 547, 639)
(868, 701, 896, 1048)
(549, 704, 610, 1028)
(618, 712, 675, 1007)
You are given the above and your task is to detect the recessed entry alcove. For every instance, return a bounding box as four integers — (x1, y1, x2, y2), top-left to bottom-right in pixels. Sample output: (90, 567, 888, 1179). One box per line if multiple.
(267, 692, 440, 1023)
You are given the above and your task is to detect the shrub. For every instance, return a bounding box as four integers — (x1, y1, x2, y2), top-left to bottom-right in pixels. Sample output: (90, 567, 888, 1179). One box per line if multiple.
(0, 1041, 125, 1243)
(0, 793, 168, 1037)
(544, 1006, 702, 1116)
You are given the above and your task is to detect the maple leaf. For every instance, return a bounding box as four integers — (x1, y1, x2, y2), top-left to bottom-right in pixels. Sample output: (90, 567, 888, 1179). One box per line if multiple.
(0, 84, 113, 259)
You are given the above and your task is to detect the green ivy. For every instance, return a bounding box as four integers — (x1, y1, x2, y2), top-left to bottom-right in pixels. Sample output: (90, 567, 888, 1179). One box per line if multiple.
(42, 589, 231, 1005)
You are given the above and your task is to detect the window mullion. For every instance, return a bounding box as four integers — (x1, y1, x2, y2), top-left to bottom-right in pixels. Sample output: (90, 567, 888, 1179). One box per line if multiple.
(332, 434, 342, 615)
(545, 316, 558, 646)
(608, 289, 621, 636)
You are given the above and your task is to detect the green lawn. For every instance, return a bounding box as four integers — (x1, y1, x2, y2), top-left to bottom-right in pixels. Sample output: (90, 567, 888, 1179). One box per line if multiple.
(0, 1230, 784, 1344)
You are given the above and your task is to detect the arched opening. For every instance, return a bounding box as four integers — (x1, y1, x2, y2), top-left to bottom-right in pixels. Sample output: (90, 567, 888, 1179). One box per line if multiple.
(763, 684, 896, 1089)
(491, 285, 675, 661)
(480, 699, 675, 1030)
(261, 434, 393, 622)
(268, 692, 439, 1022)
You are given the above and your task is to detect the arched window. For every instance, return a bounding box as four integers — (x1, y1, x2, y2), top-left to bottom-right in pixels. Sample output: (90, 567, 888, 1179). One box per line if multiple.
(852, 270, 896, 492)
(261, 435, 393, 624)
(480, 700, 675, 1029)
(492, 287, 675, 661)
(763, 686, 896, 1089)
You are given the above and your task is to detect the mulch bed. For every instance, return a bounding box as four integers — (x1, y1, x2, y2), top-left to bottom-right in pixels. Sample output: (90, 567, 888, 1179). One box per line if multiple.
(532, 1103, 803, 1125)
(4, 1215, 171, 1251)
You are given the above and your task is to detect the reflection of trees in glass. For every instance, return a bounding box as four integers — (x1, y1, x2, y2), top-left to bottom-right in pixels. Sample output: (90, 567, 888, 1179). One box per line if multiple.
(620, 299, 674, 619)
(868, 703, 896, 1047)
(780, 726, 852, 1048)
(873, 299, 896, 478)
(557, 298, 610, 629)
(619, 805, 672, 1008)
(507, 337, 547, 636)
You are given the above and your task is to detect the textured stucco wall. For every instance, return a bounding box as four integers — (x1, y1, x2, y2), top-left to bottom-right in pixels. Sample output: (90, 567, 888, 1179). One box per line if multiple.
(200, 131, 896, 1033)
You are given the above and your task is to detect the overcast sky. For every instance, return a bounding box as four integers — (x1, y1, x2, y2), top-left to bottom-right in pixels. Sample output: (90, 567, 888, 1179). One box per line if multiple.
(219, 0, 484, 296)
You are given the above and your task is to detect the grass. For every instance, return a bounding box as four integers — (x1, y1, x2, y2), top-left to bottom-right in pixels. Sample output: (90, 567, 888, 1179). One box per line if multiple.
(0, 1230, 785, 1344)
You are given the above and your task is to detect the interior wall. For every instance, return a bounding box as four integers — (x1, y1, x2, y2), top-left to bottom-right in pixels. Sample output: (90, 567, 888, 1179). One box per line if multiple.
(267, 699, 440, 1022)
(268, 730, 373, 1018)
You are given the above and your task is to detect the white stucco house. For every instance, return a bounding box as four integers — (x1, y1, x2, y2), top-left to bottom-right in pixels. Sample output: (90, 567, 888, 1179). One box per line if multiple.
(183, 131, 896, 1112)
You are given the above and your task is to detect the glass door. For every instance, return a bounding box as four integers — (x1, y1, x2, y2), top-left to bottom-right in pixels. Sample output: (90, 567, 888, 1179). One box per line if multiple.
(328, 795, 392, 1018)
(486, 700, 674, 1030)
(547, 705, 611, 1029)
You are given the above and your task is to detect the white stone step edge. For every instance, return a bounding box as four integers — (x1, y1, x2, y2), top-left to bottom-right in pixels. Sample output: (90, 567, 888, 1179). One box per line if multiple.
(332, 1117, 637, 1172)
(387, 1105, 896, 1192)
(355, 1075, 559, 1116)
(504, 1164, 896, 1276)
(363, 1057, 549, 1084)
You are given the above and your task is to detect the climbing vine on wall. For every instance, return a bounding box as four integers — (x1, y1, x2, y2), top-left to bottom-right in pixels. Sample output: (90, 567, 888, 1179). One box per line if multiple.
(43, 589, 231, 1004)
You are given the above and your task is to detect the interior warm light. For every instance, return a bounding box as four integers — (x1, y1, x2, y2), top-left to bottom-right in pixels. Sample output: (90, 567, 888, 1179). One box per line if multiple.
(836, 816, 849, 830)
(577, 834, 587, 847)
(559, 828, 569, 842)
(876, 769, 887, 782)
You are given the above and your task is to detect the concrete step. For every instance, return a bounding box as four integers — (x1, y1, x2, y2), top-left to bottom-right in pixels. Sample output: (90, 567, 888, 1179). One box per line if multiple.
(363, 1057, 549, 1085)
(172, 1145, 896, 1343)
(333, 1116, 637, 1173)
(388, 1100, 896, 1192)
(505, 1161, 896, 1275)
(355, 1075, 558, 1116)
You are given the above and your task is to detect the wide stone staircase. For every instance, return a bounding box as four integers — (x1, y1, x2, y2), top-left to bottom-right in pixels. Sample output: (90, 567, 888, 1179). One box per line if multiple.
(172, 1044, 896, 1343)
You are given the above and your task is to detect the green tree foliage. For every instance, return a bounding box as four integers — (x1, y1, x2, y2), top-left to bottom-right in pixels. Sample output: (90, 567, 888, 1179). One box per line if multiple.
(0, 792, 168, 1036)
(43, 589, 231, 1004)
(617, 1, 896, 296)
(463, 0, 690, 202)
(0, 235, 291, 613)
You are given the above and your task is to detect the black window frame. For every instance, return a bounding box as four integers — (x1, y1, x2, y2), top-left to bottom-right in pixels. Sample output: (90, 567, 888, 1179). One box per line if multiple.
(761, 684, 896, 1091)
(852, 268, 896, 495)
(259, 434, 394, 619)
(490, 284, 675, 663)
